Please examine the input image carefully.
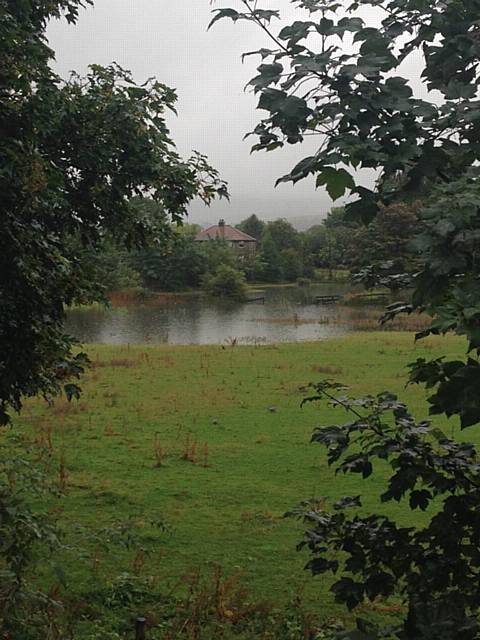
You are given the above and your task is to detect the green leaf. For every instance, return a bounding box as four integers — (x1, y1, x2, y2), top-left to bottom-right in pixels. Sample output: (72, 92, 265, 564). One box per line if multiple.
(316, 167, 355, 200)
(207, 8, 240, 30)
(249, 62, 284, 91)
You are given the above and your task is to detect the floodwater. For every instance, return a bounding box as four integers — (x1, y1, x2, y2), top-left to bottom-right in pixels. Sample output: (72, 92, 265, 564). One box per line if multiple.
(65, 284, 362, 345)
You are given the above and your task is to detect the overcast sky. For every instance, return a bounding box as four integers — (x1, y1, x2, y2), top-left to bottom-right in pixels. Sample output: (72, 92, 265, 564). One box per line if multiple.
(46, 1, 418, 227)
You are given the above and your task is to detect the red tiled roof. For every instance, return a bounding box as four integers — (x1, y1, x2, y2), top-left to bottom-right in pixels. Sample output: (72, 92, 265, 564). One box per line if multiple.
(195, 224, 257, 242)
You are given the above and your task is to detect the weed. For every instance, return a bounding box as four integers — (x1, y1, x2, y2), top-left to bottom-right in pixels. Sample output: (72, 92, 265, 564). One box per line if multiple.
(35, 421, 54, 456)
(132, 549, 147, 575)
(92, 358, 137, 369)
(311, 364, 343, 375)
(181, 433, 197, 463)
(49, 400, 88, 417)
(59, 449, 68, 493)
(153, 433, 165, 467)
(240, 510, 277, 527)
(201, 442, 210, 468)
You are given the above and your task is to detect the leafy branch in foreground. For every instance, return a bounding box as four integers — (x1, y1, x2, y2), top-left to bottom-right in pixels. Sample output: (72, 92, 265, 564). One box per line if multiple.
(209, 0, 480, 418)
(211, 0, 480, 219)
(210, 0, 480, 637)
(289, 381, 480, 639)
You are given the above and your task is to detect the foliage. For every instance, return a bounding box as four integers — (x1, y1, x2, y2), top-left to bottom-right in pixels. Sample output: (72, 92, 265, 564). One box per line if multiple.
(348, 203, 423, 270)
(263, 219, 300, 251)
(0, 434, 61, 638)
(1, 1, 227, 635)
(1, 1, 227, 427)
(210, 0, 480, 216)
(296, 277, 312, 287)
(134, 223, 205, 291)
(203, 265, 248, 300)
(291, 381, 480, 639)
(304, 224, 352, 272)
(198, 239, 239, 275)
(89, 202, 423, 290)
(67, 235, 142, 293)
(253, 229, 285, 282)
(211, 0, 480, 636)
(236, 213, 265, 241)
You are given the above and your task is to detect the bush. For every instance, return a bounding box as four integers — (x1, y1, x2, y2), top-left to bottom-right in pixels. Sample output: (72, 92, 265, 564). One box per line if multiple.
(296, 277, 312, 287)
(202, 266, 248, 301)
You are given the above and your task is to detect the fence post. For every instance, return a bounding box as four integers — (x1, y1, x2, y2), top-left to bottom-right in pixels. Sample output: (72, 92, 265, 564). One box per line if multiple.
(135, 616, 146, 640)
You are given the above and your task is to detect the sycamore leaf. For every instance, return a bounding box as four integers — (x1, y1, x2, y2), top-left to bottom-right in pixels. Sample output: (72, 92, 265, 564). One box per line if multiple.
(316, 167, 355, 200)
(241, 48, 274, 63)
(207, 8, 241, 30)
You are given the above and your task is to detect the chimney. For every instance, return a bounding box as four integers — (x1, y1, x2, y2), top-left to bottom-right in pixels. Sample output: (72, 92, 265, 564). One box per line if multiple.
(218, 219, 225, 239)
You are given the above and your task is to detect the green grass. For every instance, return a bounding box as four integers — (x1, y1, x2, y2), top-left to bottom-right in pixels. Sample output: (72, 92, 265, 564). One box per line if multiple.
(12, 333, 469, 629)
(314, 268, 350, 282)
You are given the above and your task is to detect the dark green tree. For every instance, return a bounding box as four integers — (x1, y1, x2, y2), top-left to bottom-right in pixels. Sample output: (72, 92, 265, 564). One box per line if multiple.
(349, 203, 422, 269)
(0, 4, 227, 632)
(134, 224, 205, 291)
(256, 229, 284, 282)
(236, 213, 265, 240)
(66, 234, 142, 293)
(211, 0, 480, 636)
(263, 218, 300, 251)
(198, 238, 239, 274)
(0, 1, 227, 426)
(323, 208, 354, 230)
(280, 247, 304, 281)
(202, 264, 248, 301)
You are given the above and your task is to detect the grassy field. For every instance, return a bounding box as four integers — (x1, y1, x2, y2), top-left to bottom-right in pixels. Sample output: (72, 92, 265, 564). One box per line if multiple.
(11, 333, 469, 636)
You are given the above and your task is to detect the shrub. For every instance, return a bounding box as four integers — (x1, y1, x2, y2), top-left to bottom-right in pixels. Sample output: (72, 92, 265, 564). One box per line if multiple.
(296, 277, 312, 287)
(202, 266, 248, 301)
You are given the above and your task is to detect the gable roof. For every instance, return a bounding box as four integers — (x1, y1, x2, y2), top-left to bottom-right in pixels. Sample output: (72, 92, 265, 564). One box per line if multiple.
(195, 224, 256, 243)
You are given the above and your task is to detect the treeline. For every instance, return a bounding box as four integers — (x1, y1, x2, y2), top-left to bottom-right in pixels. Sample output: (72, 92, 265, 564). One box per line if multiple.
(79, 200, 422, 294)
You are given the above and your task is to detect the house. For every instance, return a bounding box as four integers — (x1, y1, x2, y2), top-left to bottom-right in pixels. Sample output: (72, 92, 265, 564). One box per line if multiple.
(194, 219, 257, 255)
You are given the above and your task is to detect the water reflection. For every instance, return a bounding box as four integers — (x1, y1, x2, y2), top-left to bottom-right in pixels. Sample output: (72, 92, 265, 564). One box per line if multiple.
(65, 284, 357, 345)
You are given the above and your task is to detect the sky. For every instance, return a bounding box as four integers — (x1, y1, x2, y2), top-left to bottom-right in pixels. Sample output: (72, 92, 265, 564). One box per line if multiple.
(46, 1, 417, 228)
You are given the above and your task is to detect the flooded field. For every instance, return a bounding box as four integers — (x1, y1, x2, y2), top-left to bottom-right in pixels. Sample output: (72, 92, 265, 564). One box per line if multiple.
(65, 285, 426, 345)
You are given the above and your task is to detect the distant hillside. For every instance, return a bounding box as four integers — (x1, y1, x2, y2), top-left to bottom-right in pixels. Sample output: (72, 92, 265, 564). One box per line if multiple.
(194, 213, 327, 232)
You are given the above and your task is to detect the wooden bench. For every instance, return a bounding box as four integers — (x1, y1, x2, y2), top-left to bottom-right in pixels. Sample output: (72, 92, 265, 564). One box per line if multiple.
(315, 295, 341, 304)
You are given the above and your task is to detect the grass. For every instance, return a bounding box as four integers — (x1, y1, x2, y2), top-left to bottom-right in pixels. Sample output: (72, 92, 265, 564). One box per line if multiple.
(10, 333, 469, 635)
(313, 268, 350, 282)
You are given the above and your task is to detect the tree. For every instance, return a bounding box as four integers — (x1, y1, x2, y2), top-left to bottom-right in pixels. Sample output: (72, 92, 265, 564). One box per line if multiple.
(256, 229, 284, 282)
(202, 265, 248, 301)
(349, 203, 422, 269)
(0, 4, 227, 632)
(66, 233, 142, 293)
(263, 218, 300, 251)
(211, 1, 480, 636)
(323, 208, 356, 230)
(281, 247, 304, 281)
(198, 238, 239, 274)
(0, 1, 227, 427)
(134, 225, 205, 291)
(236, 213, 265, 240)
(303, 221, 355, 272)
